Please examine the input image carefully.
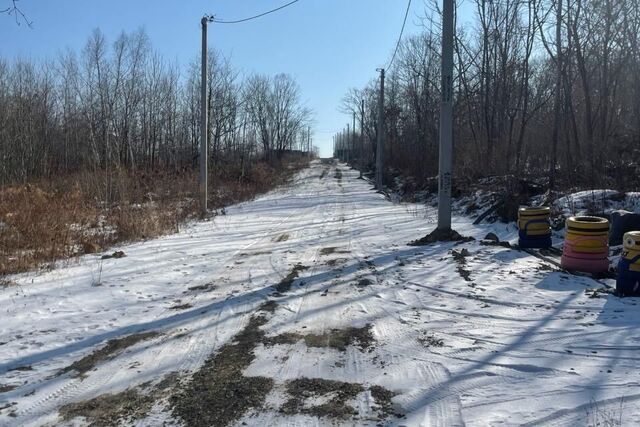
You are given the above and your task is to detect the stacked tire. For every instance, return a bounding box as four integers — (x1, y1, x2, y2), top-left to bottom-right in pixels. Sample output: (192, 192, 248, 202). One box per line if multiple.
(518, 207, 552, 249)
(617, 231, 640, 296)
(561, 216, 610, 273)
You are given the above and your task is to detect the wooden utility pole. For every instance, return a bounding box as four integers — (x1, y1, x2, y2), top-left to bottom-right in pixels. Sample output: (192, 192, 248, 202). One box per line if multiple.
(437, 1, 454, 231)
(376, 68, 385, 190)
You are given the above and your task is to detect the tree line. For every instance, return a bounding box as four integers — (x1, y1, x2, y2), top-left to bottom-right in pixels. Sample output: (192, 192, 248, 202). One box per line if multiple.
(339, 0, 640, 192)
(0, 28, 313, 186)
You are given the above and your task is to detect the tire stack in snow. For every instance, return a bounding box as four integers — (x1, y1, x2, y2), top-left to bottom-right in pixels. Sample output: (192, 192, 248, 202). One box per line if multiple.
(617, 231, 640, 296)
(518, 207, 552, 249)
(561, 216, 610, 273)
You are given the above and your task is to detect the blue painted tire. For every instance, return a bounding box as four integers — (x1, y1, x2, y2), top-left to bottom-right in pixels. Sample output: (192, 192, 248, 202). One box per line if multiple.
(519, 230, 551, 240)
(519, 234, 552, 249)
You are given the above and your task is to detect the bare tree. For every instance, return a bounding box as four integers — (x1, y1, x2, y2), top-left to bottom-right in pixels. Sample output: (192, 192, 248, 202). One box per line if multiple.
(1, 0, 31, 26)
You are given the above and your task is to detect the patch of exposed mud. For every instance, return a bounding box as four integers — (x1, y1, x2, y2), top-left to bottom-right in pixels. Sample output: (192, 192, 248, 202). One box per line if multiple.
(0, 401, 17, 416)
(239, 251, 272, 257)
(355, 278, 372, 288)
(274, 233, 289, 242)
(280, 378, 400, 421)
(188, 282, 216, 292)
(61, 332, 159, 376)
(265, 324, 375, 352)
(280, 377, 363, 418)
(585, 287, 615, 299)
(417, 332, 444, 348)
(170, 305, 275, 427)
(451, 248, 472, 282)
(8, 365, 32, 372)
(59, 372, 179, 426)
(60, 388, 155, 426)
(0, 384, 16, 393)
(409, 228, 474, 246)
(101, 250, 126, 260)
(326, 258, 348, 267)
(275, 264, 307, 293)
(169, 303, 193, 310)
(370, 385, 400, 420)
(260, 300, 279, 313)
(320, 247, 350, 256)
(480, 233, 512, 248)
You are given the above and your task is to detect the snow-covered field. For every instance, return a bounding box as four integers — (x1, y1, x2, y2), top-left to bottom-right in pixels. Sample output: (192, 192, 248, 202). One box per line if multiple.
(1, 161, 639, 426)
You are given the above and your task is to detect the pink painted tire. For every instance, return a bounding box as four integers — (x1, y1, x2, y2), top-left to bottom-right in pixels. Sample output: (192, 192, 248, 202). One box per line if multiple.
(562, 242, 608, 260)
(561, 254, 609, 273)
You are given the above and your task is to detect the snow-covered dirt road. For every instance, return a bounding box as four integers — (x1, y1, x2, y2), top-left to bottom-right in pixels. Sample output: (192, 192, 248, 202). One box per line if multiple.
(2, 161, 640, 426)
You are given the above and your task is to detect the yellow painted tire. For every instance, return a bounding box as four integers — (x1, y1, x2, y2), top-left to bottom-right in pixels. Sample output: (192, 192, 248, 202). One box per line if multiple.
(565, 234, 608, 253)
(565, 229, 609, 237)
(565, 244, 607, 253)
(518, 220, 550, 231)
(518, 207, 551, 217)
(623, 231, 640, 251)
(524, 228, 552, 236)
(518, 217, 550, 225)
(518, 207, 551, 236)
(566, 216, 609, 231)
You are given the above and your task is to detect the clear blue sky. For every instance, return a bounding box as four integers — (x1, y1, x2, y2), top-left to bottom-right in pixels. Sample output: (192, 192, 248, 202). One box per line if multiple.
(1, 0, 430, 157)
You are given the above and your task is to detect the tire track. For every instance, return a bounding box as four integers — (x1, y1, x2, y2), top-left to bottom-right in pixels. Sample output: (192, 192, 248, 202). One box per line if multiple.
(10, 168, 320, 425)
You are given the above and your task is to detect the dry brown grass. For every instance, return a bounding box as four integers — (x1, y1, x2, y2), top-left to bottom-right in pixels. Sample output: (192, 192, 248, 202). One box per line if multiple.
(0, 157, 307, 277)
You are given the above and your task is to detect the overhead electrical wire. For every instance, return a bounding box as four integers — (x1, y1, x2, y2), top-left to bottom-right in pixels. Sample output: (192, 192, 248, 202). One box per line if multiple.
(386, 0, 412, 70)
(212, 0, 301, 24)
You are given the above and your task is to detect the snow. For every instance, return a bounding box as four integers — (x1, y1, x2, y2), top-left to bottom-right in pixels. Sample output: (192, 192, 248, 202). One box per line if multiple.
(1, 161, 640, 426)
(554, 189, 640, 217)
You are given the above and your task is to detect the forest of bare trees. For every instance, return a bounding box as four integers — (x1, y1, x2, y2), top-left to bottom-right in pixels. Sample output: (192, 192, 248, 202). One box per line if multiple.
(0, 27, 313, 274)
(0, 28, 312, 187)
(338, 0, 640, 192)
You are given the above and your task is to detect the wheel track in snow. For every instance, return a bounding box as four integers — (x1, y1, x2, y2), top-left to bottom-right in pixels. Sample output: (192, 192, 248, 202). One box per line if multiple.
(10, 167, 323, 425)
(248, 165, 346, 426)
(401, 275, 638, 366)
(519, 391, 640, 426)
(352, 219, 561, 424)
(333, 168, 463, 426)
(349, 224, 547, 425)
(376, 279, 576, 416)
(247, 164, 414, 425)
(383, 245, 630, 424)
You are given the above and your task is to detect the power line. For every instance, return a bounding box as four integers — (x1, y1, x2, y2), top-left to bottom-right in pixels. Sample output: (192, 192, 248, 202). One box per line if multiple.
(212, 0, 301, 24)
(387, 0, 412, 70)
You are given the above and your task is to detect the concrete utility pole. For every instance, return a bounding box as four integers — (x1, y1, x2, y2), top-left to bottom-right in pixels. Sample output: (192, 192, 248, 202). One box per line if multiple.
(352, 111, 356, 169)
(437, 0, 454, 231)
(360, 99, 365, 179)
(343, 127, 346, 162)
(376, 68, 385, 190)
(347, 124, 350, 164)
(200, 16, 213, 217)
